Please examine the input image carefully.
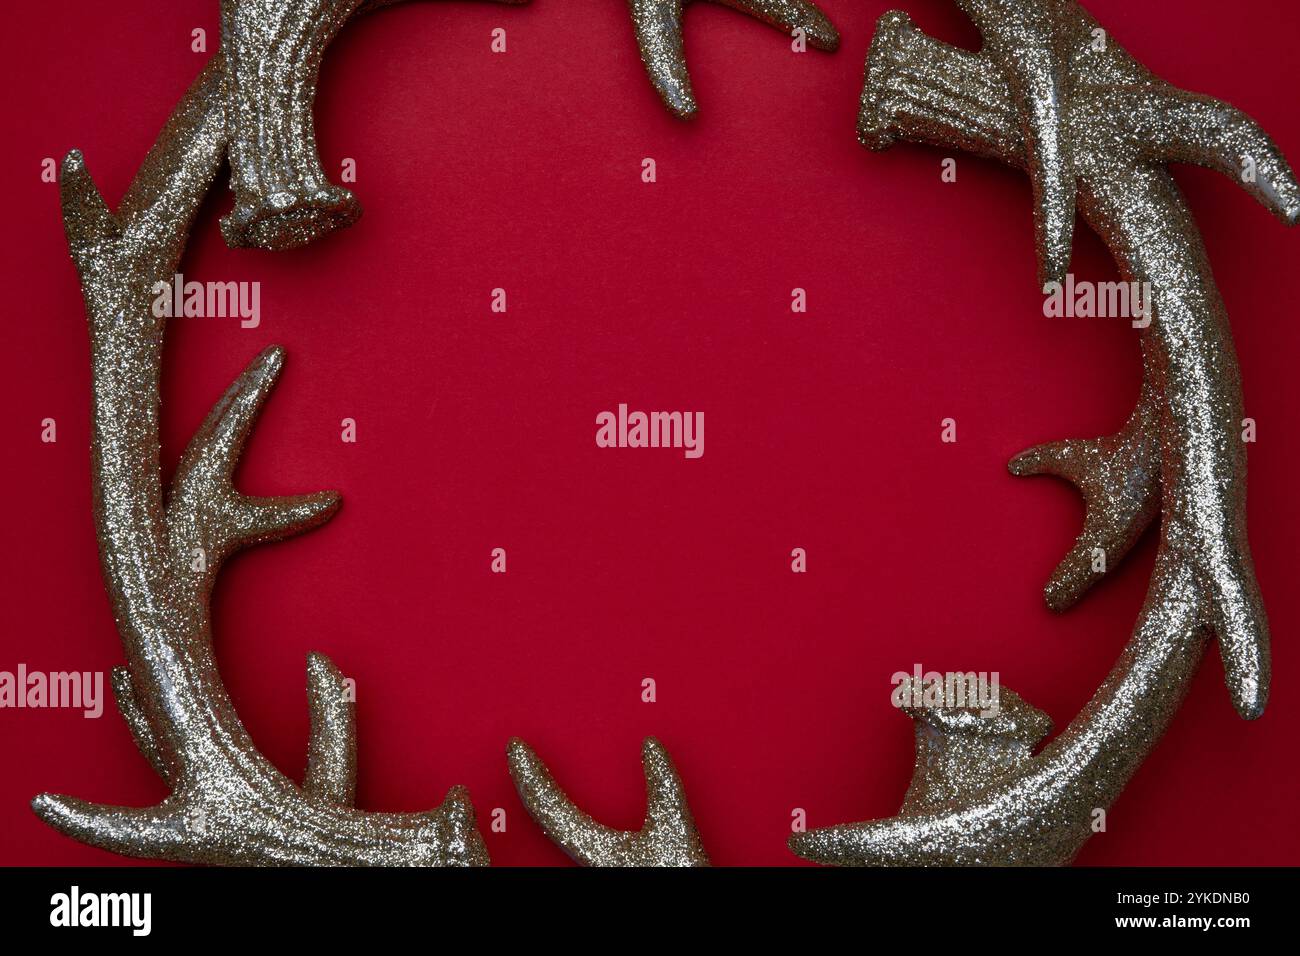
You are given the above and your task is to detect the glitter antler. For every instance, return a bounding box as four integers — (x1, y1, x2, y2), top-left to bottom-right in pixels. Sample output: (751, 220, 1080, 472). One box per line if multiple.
(1008, 369, 1160, 611)
(31, 53, 491, 865)
(219, 0, 366, 249)
(627, 0, 840, 119)
(221, 0, 530, 250)
(507, 738, 710, 865)
(791, 1, 1297, 866)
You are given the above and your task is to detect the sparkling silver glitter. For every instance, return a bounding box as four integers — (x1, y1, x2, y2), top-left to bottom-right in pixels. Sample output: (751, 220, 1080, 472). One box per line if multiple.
(627, 0, 840, 118)
(507, 738, 709, 866)
(219, 0, 529, 249)
(790, 0, 1296, 867)
(27, 1, 529, 864)
(32, 0, 1296, 869)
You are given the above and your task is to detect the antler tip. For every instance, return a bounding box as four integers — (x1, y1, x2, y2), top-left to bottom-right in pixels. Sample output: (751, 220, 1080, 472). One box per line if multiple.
(1043, 578, 1085, 614)
(244, 344, 287, 393)
(505, 737, 547, 790)
(787, 825, 876, 866)
(305, 649, 340, 676)
(1237, 697, 1266, 721)
(258, 341, 286, 365)
(58, 148, 118, 251)
(1035, 247, 1072, 290)
(666, 98, 699, 122)
(1226, 672, 1268, 721)
(31, 793, 180, 858)
(31, 793, 92, 844)
(1006, 450, 1036, 477)
(436, 785, 479, 831)
(804, 16, 840, 53)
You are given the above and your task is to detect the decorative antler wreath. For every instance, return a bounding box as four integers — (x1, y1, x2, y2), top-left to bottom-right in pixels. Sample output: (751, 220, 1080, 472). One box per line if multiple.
(32, 0, 1295, 867)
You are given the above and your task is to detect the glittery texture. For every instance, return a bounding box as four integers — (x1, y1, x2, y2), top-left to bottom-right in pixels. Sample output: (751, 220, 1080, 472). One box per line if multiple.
(790, 1, 1297, 867)
(508, 738, 710, 866)
(33, 0, 1296, 869)
(627, 0, 840, 119)
(955, 0, 1075, 284)
(219, 0, 366, 249)
(27, 4, 525, 861)
(220, 0, 530, 250)
(895, 679, 1054, 815)
(1008, 370, 1160, 611)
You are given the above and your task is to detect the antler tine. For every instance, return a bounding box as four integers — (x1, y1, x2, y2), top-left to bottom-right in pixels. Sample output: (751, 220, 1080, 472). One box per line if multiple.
(62, 65, 229, 297)
(110, 666, 175, 783)
(794, 1, 1287, 866)
(304, 652, 357, 805)
(1008, 372, 1161, 610)
(712, 0, 839, 51)
(629, 1, 696, 117)
(954, 0, 1074, 285)
(629, 0, 839, 120)
(507, 737, 710, 866)
(31, 796, 192, 861)
(167, 344, 341, 578)
(1095, 83, 1300, 226)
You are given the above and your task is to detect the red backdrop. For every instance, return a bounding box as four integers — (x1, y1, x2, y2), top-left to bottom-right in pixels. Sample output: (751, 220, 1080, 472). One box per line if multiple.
(1, 0, 1298, 866)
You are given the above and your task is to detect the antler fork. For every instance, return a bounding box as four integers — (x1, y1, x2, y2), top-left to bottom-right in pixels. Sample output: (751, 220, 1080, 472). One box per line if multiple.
(30, 0, 528, 866)
(791, 0, 1296, 866)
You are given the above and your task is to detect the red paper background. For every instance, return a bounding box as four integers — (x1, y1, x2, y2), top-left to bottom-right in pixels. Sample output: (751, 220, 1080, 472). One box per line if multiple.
(1, 0, 1298, 866)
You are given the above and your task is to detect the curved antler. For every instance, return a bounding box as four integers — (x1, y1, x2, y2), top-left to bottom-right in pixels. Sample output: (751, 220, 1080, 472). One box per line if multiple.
(31, 0, 546, 866)
(792, 1, 1295, 866)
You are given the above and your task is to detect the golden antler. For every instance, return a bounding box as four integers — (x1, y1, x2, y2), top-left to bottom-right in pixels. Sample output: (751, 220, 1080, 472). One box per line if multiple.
(30, 1, 541, 866)
(627, 0, 840, 119)
(507, 738, 709, 866)
(791, 1, 1296, 866)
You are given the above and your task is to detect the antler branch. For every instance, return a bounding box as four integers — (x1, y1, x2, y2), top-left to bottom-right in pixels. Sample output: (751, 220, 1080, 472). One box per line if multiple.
(628, 0, 839, 119)
(1008, 368, 1160, 610)
(793, 1, 1295, 866)
(35, 15, 500, 865)
(507, 737, 710, 865)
